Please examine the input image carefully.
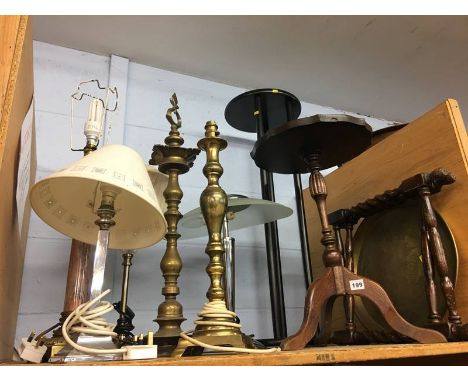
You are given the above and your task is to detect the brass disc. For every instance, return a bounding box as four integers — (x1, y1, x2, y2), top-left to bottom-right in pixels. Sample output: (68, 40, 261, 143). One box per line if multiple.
(353, 200, 458, 329)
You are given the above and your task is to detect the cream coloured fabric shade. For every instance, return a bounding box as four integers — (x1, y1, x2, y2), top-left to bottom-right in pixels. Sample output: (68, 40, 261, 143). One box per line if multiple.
(146, 164, 168, 214)
(29, 144, 168, 249)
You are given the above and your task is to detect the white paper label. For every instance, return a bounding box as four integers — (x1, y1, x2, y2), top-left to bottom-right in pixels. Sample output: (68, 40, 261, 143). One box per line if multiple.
(16, 98, 34, 237)
(350, 279, 365, 291)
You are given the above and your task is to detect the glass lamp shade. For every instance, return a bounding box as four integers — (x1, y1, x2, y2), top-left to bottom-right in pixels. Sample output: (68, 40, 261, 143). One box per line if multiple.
(179, 197, 293, 239)
(29, 144, 168, 250)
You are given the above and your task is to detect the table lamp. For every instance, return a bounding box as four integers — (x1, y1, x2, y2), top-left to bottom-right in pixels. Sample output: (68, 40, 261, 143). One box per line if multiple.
(29, 144, 168, 361)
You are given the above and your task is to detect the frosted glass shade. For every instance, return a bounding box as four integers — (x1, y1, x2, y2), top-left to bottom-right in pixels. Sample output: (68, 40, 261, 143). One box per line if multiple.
(179, 197, 293, 239)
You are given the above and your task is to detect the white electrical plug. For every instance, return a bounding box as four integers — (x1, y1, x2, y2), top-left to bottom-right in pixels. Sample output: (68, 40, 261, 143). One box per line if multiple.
(122, 331, 157, 360)
(18, 333, 47, 363)
(122, 344, 158, 360)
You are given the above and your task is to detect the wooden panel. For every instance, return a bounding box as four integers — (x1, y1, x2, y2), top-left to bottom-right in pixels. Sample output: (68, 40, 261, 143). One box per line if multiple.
(0, 16, 34, 361)
(0, 16, 21, 153)
(303, 99, 468, 329)
(5, 342, 468, 366)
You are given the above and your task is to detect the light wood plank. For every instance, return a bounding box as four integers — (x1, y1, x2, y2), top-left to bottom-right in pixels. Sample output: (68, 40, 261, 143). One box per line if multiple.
(4, 342, 468, 366)
(0, 15, 34, 361)
(0, 16, 21, 161)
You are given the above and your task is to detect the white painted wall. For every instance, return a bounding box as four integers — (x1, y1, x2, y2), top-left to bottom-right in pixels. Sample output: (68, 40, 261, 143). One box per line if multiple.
(15, 41, 394, 346)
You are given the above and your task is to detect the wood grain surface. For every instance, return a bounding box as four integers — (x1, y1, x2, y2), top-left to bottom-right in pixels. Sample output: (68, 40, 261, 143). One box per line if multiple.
(0, 16, 34, 361)
(4, 342, 468, 366)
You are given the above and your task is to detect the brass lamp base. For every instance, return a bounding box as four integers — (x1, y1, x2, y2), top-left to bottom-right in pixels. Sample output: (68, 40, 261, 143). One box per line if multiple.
(153, 312, 185, 356)
(172, 325, 255, 357)
(42, 336, 67, 361)
(153, 323, 184, 340)
(153, 299, 186, 341)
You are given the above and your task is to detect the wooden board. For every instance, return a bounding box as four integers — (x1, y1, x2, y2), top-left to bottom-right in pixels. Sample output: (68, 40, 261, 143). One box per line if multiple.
(303, 99, 468, 329)
(0, 17, 21, 131)
(0, 16, 35, 361)
(4, 342, 468, 366)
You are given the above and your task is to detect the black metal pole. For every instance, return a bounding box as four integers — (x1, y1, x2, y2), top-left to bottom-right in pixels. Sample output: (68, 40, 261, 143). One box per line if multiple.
(255, 94, 288, 339)
(285, 100, 313, 288)
(293, 174, 313, 288)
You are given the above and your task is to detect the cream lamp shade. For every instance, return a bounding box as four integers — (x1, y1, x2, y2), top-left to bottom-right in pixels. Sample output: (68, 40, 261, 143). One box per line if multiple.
(146, 165, 168, 214)
(29, 144, 168, 249)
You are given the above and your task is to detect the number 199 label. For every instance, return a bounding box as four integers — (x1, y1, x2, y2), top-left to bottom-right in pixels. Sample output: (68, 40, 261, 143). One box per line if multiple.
(350, 279, 365, 291)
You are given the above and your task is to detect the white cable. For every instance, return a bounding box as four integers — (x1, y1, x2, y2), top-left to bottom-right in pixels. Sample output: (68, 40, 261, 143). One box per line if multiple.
(62, 289, 126, 355)
(180, 300, 281, 354)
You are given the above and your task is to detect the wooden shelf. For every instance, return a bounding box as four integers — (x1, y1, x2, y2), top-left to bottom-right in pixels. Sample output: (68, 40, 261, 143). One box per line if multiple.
(6, 342, 467, 366)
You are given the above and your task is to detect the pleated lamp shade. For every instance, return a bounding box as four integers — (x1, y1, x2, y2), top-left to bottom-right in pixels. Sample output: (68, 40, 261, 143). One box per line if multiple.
(29, 144, 168, 250)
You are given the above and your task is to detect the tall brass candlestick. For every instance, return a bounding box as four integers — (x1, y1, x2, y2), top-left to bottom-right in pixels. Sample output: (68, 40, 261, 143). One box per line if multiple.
(199, 121, 228, 303)
(150, 94, 200, 342)
(172, 121, 254, 357)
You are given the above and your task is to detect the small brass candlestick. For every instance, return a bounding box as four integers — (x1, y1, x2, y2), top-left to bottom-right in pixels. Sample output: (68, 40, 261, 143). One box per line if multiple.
(150, 94, 200, 344)
(172, 121, 255, 357)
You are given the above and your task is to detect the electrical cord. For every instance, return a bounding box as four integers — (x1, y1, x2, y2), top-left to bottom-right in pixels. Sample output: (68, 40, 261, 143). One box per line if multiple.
(62, 289, 126, 355)
(63, 291, 280, 355)
(180, 301, 281, 354)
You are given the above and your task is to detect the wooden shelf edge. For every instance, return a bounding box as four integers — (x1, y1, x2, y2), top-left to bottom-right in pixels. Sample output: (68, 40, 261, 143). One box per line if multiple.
(4, 342, 468, 366)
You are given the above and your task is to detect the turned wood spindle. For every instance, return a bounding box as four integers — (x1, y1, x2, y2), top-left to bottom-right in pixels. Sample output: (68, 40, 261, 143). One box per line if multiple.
(420, 218, 442, 323)
(419, 186, 461, 325)
(307, 153, 342, 269)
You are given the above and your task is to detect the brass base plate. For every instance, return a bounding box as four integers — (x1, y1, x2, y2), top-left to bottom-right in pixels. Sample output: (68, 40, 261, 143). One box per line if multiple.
(172, 327, 254, 357)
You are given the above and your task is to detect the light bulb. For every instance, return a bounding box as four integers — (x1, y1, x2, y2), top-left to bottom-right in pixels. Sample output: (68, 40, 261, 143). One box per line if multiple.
(83, 99, 105, 147)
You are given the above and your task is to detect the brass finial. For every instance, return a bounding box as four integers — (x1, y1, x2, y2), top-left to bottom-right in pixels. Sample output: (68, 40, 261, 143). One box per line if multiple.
(204, 120, 220, 138)
(165, 93, 183, 147)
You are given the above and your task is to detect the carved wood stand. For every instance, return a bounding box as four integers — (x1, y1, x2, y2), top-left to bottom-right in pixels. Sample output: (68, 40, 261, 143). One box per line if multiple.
(280, 155, 447, 351)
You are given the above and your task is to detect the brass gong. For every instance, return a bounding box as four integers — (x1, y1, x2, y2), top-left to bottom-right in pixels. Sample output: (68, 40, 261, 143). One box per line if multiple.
(353, 200, 458, 329)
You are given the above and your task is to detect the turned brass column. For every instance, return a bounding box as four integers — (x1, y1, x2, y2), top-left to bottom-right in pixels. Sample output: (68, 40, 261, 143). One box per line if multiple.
(199, 121, 228, 303)
(150, 94, 200, 342)
(172, 121, 254, 356)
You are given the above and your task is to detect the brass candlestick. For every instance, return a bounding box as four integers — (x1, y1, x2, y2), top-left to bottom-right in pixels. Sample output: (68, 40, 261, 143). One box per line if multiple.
(172, 121, 254, 357)
(150, 94, 200, 343)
